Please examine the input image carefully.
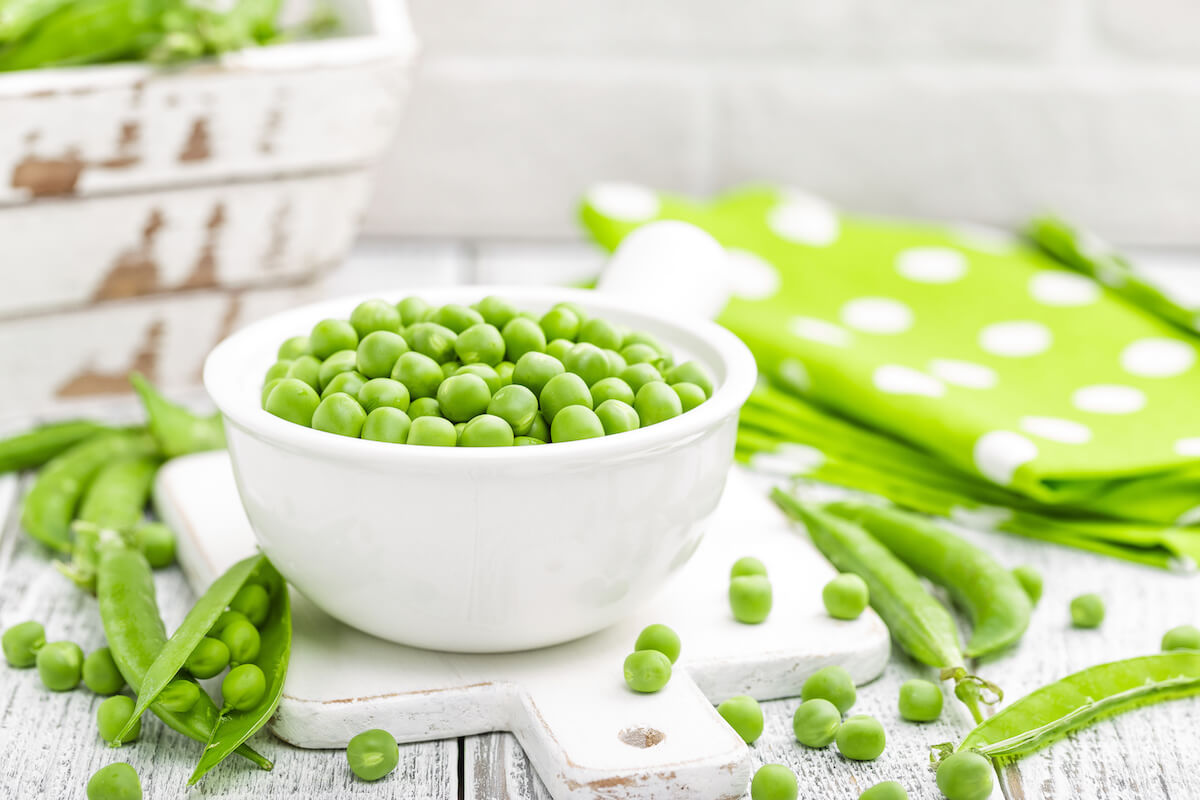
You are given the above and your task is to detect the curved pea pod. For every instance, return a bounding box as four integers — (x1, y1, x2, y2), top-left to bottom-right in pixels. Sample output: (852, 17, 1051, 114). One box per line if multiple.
(825, 501, 1031, 658)
(96, 537, 271, 770)
(130, 373, 226, 458)
(191, 559, 291, 785)
(0, 419, 112, 474)
(20, 430, 158, 554)
(958, 652, 1200, 762)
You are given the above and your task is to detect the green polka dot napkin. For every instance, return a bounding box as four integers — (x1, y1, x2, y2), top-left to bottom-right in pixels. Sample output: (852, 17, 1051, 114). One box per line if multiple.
(580, 184, 1200, 567)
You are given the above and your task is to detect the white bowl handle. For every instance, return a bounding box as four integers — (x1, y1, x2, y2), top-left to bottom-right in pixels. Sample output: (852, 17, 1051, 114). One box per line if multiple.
(595, 221, 733, 321)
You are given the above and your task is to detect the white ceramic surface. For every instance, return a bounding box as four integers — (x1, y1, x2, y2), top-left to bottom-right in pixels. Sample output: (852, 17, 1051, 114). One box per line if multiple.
(203, 286, 757, 652)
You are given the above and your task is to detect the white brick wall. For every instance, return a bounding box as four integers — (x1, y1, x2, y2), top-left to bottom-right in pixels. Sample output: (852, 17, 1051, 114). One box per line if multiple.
(363, 0, 1200, 246)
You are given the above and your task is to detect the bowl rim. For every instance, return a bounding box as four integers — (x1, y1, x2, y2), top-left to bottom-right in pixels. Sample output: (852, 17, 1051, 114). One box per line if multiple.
(204, 285, 757, 464)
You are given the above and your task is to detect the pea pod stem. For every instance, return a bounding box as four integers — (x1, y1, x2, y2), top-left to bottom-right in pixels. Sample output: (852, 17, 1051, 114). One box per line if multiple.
(130, 373, 226, 458)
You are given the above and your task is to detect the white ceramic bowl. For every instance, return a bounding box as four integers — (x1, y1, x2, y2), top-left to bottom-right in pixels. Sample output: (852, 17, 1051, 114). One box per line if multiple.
(204, 286, 757, 652)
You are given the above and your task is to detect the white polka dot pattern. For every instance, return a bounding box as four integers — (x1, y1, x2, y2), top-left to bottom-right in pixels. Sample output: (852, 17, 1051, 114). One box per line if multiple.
(841, 298, 914, 335)
(1019, 416, 1093, 445)
(766, 192, 840, 246)
(585, 182, 659, 222)
(973, 431, 1038, 485)
(979, 321, 1052, 357)
(929, 359, 997, 389)
(1120, 338, 1195, 379)
(1029, 271, 1100, 307)
(788, 316, 852, 347)
(895, 247, 968, 284)
(725, 248, 782, 301)
(873, 365, 944, 397)
(1072, 385, 1146, 415)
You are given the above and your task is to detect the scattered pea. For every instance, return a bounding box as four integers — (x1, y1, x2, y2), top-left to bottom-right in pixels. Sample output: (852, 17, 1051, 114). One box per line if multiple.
(347, 728, 401, 782)
(935, 751, 994, 800)
(801, 665, 856, 714)
(634, 624, 680, 664)
(835, 714, 885, 761)
(82, 647, 125, 695)
(822, 573, 870, 620)
(623, 650, 671, 693)
(1012, 565, 1043, 605)
(185, 637, 230, 679)
(158, 678, 201, 713)
(97, 695, 140, 744)
(730, 557, 767, 579)
(717, 695, 763, 744)
(86, 763, 142, 800)
(750, 764, 798, 800)
(898, 678, 943, 722)
(3, 620, 45, 668)
(729, 575, 772, 624)
(222, 663, 267, 711)
(792, 698, 840, 747)
(37, 641, 84, 691)
(860, 781, 908, 800)
(1070, 593, 1105, 629)
(1162, 625, 1200, 651)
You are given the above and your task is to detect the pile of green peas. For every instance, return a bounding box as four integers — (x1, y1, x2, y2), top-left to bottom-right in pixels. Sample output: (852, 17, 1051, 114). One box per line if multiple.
(2, 620, 129, 699)
(261, 296, 715, 446)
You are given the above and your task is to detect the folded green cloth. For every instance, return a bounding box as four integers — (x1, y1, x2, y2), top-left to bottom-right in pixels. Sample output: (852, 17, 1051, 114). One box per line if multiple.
(581, 185, 1200, 550)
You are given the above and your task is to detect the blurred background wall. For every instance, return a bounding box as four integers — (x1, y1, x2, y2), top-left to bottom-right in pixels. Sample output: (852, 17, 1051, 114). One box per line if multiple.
(367, 0, 1200, 246)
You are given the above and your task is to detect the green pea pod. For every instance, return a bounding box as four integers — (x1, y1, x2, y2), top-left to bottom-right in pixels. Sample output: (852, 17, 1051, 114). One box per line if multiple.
(824, 501, 1032, 658)
(20, 430, 158, 554)
(130, 373, 226, 458)
(0, 0, 73, 42)
(0, 0, 166, 71)
(96, 536, 271, 770)
(79, 455, 161, 529)
(191, 559, 291, 784)
(0, 419, 112, 474)
(957, 652, 1200, 762)
(114, 554, 264, 743)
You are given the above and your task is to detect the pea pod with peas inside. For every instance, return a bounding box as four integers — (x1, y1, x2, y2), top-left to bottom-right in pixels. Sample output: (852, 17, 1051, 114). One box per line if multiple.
(130, 372, 226, 458)
(824, 501, 1031, 658)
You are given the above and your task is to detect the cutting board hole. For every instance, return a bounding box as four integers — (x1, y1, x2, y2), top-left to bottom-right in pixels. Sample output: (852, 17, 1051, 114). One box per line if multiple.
(618, 727, 665, 748)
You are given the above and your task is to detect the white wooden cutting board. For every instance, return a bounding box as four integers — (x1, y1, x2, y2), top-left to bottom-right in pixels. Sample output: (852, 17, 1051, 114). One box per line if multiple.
(155, 452, 890, 800)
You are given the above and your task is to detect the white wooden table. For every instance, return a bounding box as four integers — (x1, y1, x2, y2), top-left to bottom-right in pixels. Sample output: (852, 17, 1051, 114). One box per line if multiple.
(1, 242, 1199, 799)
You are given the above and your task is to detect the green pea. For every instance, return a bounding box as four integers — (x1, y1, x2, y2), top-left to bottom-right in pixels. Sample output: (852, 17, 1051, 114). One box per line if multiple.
(495, 361, 515, 386)
(407, 416, 457, 446)
(603, 348, 628, 375)
(514, 436, 545, 446)
(83, 647, 125, 695)
(729, 576, 772, 624)
(37, 641, 83, 691)
(441, 360, 462, 379)
(822, 573, 869, 620)
(671, 382, 707, 413)
(898, 678, 943, 722)
(261, 378, 282, 408)
(285, 355, 322, 390)
(528, 412, 550, 441)
(595, 399, 639, 436)
(664, 361, 714, 398)
(277, 335, 311, 360)
(437, 374, 492, 422)
(222, 663, 266, 711)
(265, 379, 321, 426)
(476, 296, 518, 329)
(860, 781, 908, 800)
(406, 322, 458, 363)
(545, 338, 575, 364)
(362, 407, 412, 443)
(220, 619, 262, 665)
(310, 318, 359, 360)
(716, 695, 763, 744)
(321, 371, 368, 400)
(431, 303, 484, 334)
(97, 695, 140, 744)
(730, 556, 767, 579)
(577, 317, 621, 350)
(87, 762, 141, 800)
(623, 330, 668, 356)
(212, 610, 252, 636)
(391, 351, 444, 399)
(407, 397, 442, 419)
(231, 583, 271, 627)
(634, 381, 682, 427)
(1162, 625, 1200, 651)
(550, 406, 605, 442)
(350, 299, 402, 338)
(539, 373, 592, 422)
(455, 363, 502, 394)
(936, 751, 994, 800)
(185, 637, 230, 679)
(801, 665, 856, 714)
(264, 359, 293, 383)
(134, 522, 175, 568)
(553, 301, 589, 324)
(487, 384, 539, 435)
(396, 296, 431, 326)
(634, 624, 680, 664)
(358, 378, 411, 414)
(158, 678, 201, 712)
(792, 698, 840, 747)
(499, 316, 545, 362)
(512, 352, 565, 398)
(459, 415, 515, 447)
(835, 714, 885, 761)
(564, 342, 610, 386)
(1070, 593, 1104, 628)
(1012, 565, 1043, 605)
(621, 343, 661, 366)
(347, 728, 400, 782)
(312, 393, 367, 438)
(356, 331, 409, 379)
(3, 620, 45, 668)
(750, 764, 798, 800)
(590, 377, 635, 407)
(317, 349, 359, 391)
(540, 307, 580, 342)
(623, 650, 671, 693)
(619, 363, 662, 393)
(454, 323, 506, 366)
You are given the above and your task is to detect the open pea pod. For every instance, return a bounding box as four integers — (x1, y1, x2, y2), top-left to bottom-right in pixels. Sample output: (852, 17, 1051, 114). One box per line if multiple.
(191, 559, 291, 784)
(958, 652, 1200, 762)
(130, 372, 226, 458)
(114, 554, 264, 743)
